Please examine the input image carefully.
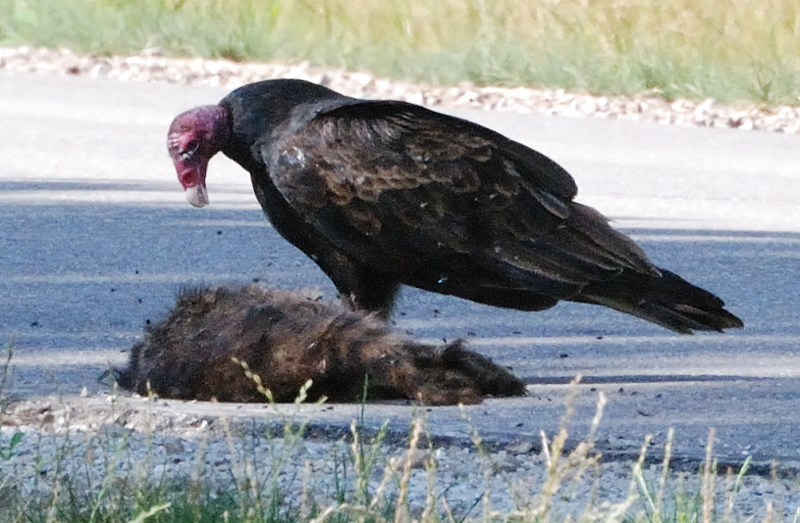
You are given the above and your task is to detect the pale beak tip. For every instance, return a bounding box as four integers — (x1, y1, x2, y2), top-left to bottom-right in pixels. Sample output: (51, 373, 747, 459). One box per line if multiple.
(185, 185, 209, 208)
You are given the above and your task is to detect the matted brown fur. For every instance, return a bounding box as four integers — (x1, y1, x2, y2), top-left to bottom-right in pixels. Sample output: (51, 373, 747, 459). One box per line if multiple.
(117, 285, 526, 405)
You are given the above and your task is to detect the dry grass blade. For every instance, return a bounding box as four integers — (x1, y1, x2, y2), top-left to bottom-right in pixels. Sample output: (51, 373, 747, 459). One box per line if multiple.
(395, 416, 424, 523)
(703, 428, 717, 523)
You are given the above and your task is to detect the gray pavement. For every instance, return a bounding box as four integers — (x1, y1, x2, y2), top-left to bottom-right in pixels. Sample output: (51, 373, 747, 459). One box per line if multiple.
(1, 70, 799, 466)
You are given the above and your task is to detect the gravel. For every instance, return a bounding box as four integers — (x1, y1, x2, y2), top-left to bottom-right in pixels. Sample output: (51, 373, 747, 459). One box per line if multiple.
(2, 394, 800, 520)
(2, 46, 799, 134)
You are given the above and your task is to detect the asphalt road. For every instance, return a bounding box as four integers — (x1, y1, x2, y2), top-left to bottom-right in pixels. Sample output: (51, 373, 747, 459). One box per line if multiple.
(1, 70, 799, 467)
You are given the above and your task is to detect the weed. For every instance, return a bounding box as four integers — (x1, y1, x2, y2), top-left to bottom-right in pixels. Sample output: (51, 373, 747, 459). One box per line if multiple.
(0, 342, 24, 463)
(0, 366, 792, 522)
(0, 431, 23, 461)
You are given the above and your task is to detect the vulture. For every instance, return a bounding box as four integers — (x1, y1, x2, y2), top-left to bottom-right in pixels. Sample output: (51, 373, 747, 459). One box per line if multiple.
(116, 284, 525, 404)
(167, 79, 743, 334)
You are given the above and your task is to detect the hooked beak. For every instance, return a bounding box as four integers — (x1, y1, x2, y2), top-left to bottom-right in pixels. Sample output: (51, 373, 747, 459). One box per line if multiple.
(175, 160, 209, 208)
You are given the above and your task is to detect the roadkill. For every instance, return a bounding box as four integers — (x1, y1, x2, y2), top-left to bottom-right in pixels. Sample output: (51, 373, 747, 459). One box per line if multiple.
(115, 284, 526, 405)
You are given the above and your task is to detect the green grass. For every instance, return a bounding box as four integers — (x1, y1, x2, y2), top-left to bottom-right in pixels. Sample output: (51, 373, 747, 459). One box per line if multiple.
(1, 0, 799, 106)
(0, 375, 796, 523)
(0, 349, 793, 523)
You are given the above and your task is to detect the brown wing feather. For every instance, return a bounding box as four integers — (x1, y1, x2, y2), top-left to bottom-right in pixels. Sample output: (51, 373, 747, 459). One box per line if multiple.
(266, 101, 657, 298)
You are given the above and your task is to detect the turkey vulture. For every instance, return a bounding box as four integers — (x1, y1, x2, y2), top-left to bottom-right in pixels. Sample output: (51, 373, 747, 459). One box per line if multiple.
(167, 79, 743, 334)
(116, 284, 525, 404)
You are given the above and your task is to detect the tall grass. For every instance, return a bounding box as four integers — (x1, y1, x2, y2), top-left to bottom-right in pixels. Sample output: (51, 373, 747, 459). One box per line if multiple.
(0, 408, 784, 523)
(1, 0, 799, 105)
(0, 374, 793, 523)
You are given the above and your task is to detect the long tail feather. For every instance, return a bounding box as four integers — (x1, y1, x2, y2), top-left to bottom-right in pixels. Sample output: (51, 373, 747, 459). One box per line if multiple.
(572, 268, 744, 334)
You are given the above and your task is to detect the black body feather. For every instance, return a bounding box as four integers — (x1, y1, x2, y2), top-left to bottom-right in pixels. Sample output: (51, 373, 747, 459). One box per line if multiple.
(208, 79, 742, 333)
